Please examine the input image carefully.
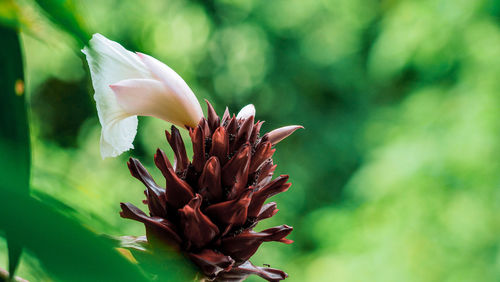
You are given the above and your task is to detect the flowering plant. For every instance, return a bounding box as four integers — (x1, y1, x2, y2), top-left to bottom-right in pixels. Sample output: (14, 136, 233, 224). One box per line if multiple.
(83, 34, 302, 281)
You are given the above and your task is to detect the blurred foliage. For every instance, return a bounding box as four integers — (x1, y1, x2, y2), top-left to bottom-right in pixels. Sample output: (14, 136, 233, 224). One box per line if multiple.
(31, 78, 93, 147)
(0, 0, 500, 281)
(32, 0, 89, 45)
(0, 24, 30, 279)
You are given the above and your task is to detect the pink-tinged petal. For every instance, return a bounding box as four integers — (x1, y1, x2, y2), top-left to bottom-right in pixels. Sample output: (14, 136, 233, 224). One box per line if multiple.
(136, 52, 203, 128)
(82, 33, 151, 158)
(110, 78, 197, 128)
(217, 261, 287, 282)
(262, 125, 304, 145)
(236, 104, 256, 120)
(187, 249, 234, 278)
(178, 195, 220, 249)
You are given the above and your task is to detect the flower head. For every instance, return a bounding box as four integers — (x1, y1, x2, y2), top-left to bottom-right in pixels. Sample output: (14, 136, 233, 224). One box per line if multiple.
(121, 102, 302, 281)
(84, 34, 303, 281)
(82, 34, 203, 159)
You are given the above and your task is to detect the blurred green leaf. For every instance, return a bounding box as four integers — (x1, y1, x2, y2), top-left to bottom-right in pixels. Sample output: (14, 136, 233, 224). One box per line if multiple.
(108, 235, 196, 281)
(0, 25, 30, 278)
(0, 189, 149, 281)
(0, 0, 21, 29)
(0, 17, 29, 203)
(33, 0, 89, 46)
(0, 25, 147, 282)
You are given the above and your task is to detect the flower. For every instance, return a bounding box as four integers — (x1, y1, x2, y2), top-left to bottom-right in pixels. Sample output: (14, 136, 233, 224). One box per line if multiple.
(82, 33, 203, 159)
(120, 102, 302, 281)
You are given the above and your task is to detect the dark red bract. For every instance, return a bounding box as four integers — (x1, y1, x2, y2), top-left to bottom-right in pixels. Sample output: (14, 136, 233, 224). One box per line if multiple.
(120, 101, 300, 281)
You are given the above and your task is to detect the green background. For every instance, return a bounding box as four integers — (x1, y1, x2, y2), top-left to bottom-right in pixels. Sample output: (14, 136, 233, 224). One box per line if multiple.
(1, 0, 499, 281)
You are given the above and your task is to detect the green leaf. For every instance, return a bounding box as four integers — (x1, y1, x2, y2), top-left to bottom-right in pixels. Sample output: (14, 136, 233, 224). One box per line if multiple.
(0, 25, 187, 282)
(0, 189, 150, 281)
(0, 25, 30, 279)
(6, 234, 22, 280)
(0, 0, 22, 30)
(107, 235, 196, 281)
(33, 0, 89, 46)
(0, 20, 29, 199)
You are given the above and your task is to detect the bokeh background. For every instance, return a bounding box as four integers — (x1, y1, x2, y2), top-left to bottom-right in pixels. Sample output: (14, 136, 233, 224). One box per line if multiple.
(1, 0, 500, 281)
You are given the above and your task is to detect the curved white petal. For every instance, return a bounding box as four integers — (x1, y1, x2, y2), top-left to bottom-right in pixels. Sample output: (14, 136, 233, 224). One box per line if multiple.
(265, 125, 304, 145)
(111, 78, 192, 127)
(136, 52, 203, 127)
(100, 115, 138, 158)
(237, 104, 256, 119)
(82, 33, 151, 158)
(83, 33, 206, 158)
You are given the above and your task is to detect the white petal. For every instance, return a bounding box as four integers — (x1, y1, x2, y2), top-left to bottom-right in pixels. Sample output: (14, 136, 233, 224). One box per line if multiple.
(265, 125, 304, 145)
(82, 33, 151, 158)
(99, 118, 137, 159)
(136, 52, 203, 127)
(237, 104, 256, 119)
(110, 78, 192, 127)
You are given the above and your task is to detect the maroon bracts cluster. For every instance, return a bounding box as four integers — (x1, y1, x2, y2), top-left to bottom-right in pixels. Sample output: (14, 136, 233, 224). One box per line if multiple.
(120, 102, 301, 281)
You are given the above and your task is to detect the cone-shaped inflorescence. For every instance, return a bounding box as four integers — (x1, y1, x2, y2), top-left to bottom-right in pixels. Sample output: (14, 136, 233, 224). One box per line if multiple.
(120, 101, 302, 281)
